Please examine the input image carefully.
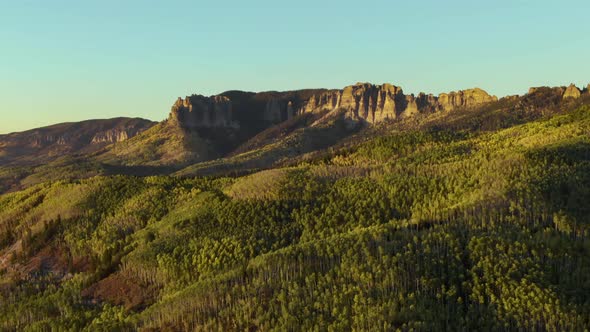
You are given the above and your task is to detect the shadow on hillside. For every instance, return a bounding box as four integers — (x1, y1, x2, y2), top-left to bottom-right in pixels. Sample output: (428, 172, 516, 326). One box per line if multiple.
(102, 164, 180, 177)
(178, 114, 363, 177)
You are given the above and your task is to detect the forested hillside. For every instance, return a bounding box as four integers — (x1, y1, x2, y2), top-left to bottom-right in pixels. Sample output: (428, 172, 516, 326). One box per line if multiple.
(1, 95, 590, 330)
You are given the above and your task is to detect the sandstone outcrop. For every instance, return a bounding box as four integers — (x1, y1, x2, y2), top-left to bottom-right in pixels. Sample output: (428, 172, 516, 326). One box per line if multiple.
(90, 121, 156, 144)
(299, 83, 402, 123)
(563, 84, 581, 99)
(91, 130, 130, 144)
(298, 83, 497, 124)
(30, 134, 66, 148)
(401, 94, 420, 118)
(300, 90, 342, 114)
(263, 98, 281, 123)
(170, 95, 236, 129)
(169, 83, 499, 128)
(437, 88, 498, 111)
(263, 98, 296, 124)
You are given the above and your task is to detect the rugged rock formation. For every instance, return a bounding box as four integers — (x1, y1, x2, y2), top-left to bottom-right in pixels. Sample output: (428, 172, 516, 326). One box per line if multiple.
(401, 94, 420, 118)
(168, 83, 499, 129)
(299, 83, 402, 123)
(298, 83, 497, 124)
(29, 134, 66, 148)
(90, 121, 156, 144)
(263, 98, 295, 124)
(529, 84, 585, 100)
(528, 87, 563, 95)
(563, 84, 581, 99)
(437, 88, 498, 111)
(170, 95, 236, 129)
(91, 129, 130, 144)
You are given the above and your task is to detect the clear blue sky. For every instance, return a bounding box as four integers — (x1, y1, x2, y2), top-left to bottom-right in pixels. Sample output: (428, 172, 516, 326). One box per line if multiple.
(1, 0, 589, 134)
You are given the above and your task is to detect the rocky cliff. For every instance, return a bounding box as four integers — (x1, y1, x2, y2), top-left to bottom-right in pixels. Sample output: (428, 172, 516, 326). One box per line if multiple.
(91, 129, 132, 144)
(263, 99, 295, 123)
(563, 84, 582, 99)
(300, 83, 402, 123)
(528, 84, 588, 100)
(169, 95, 236, 129)
(29, 127, 139, 147)
(437, 88, 498, 111)
(298, 83, 497, 124)
(169, 83, 499, 129)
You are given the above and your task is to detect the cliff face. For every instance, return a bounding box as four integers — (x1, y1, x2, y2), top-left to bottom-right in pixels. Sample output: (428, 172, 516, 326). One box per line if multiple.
(437, 88, 498, 111)
(300, 83, 403, 123)
(263, 99, 295, 123)
(298, 83, 498, 124)
(170, 95, 236, 129)
(91, 129, 131, 144)
(27, 134, 70, 148)
(169, 83, 499, 129)
(563, 84, 582, 99)
(22, 127, 136, 147)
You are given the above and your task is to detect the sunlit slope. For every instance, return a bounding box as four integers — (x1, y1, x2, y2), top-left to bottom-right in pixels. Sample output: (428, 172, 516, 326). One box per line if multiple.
(0, 105, 589, 330)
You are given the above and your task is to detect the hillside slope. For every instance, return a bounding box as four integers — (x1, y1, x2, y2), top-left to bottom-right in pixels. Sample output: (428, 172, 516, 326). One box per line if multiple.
(0, 90, 590, 330)
(0, 117, 155, 166)
(2, 83, 586, 192)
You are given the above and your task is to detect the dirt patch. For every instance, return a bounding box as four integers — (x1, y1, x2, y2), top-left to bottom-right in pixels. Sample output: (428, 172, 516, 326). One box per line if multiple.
(22, 245, 69, 275)
(82, 270, 158, 310)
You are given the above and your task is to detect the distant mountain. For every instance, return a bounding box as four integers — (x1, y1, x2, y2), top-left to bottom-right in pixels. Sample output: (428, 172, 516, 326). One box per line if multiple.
(0, 117, 156, 166)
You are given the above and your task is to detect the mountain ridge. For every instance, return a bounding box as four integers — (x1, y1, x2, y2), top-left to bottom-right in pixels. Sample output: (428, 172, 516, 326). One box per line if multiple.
(1, 95, 590, 330)
(0, 82, 588, 192)
(168, 82, 500, 130)
(0, 117, 156, 166)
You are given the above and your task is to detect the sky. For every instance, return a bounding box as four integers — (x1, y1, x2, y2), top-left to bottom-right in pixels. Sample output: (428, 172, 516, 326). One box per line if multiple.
(1, 0, 589, 134)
